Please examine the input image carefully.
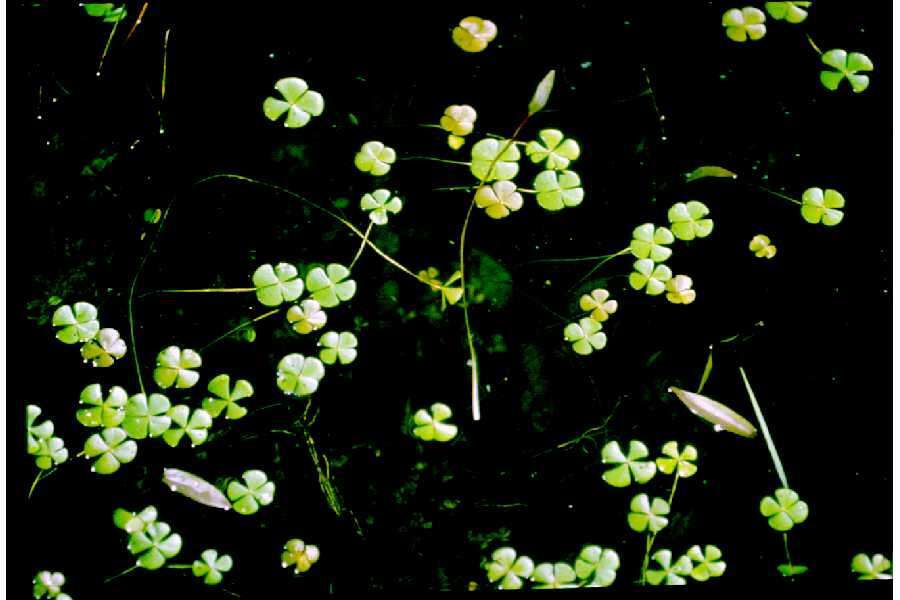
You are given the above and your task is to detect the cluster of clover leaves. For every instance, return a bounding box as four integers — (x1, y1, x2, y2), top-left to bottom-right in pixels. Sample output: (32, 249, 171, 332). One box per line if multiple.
(32, 570, 72, 600)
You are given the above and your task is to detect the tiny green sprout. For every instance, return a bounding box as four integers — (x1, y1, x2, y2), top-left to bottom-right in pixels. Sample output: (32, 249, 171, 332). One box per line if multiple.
(418, 268, 464, 309)
(563, 317, 607, 356)
(360, 189, 403, 225)
(665, 275, 696, 305)
(529, 70, 556, 115)
(203, 374, 254, 420)
(470, 138, 520, 182)
(318, 331, 358, 365)
(630, 223, 675, 262)
(252, 263, 304, 307)
(305, 263, 356, 307)
(851, 553, 892, 580)
(452, 16, 497, 53)
(76, 384, 127, 428)
(628, 259, 672, 296)
(531, 562, 577, 589)
(777, 564, 809, 576)
(114, 505, 158, 534)
(667, 201, 713, 241)
(354, 141, 396, 176)
(574, 545, 620, 587)
(760, 488, 809, 531)
(226, 469, 276, 515)
(440, 105, 477, 143)
(601, 440, 657, 487)
(153, 346, 202, 389)
(656, 442, 698, 478)
(687, 545, 726, 581)
(645, 550, 692, 585)
(765, 2, 811, 23)
(192, 549, 233, 585)
(84, 427, 138, 474)
(162, 406, 212, 448)
(80, 327, 127, 367)
(485, 547, 534, 590)
(628, 493, 670, 533)
(122, 393, 171, 440)
(82, 2, 127, 22)
(820, 50, 874, 93)
(262, 77, 324, 128)
(286, 299, 328, 334)
(534, 169, 584, 211)
(128, 521, 183, 570)
(525, 129, 581, 170)
(579, 289, 618, 322)
(33, 571, 71, 600)
(52, 301, 99, 344)
(27, 405, 54, 454)
(749, 234, 777, 258)
(412, 402, 458, 442)
(143, 207, 162, 224)
(276, 353, 326, 396)
(34, 436, 68, 470)
(722, 7, 766, 42)
(474, 181, 524, 219)
(801, 187, 845, 226)
(281, 539, 320, 574)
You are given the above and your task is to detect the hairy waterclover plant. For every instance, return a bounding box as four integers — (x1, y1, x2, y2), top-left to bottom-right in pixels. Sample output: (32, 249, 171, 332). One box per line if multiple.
(281, 539, 320, 574)
(127, 521, 182, 570)
(27, 404, 54, 454)
(656, 442, 698, 478)
(32, 571, 71, 600)
(686, 545, 726, 581)
(276, 353, 326, 396)
(360, 189, 403, 225)
(534, 170, 584, 211)
(262, 78, 324, 128)
(80, 327, 127, 367)
(76, 384, 127, 428)
(485, 547, 534, 590)
(645, 550, 692, 585)
(84, 427, 137, 474)
(665, 275, 696, 305)
(82, 3, 126, 22)
(760, 488, 809, 531)
(418, 268, 463, 309)
(579, 289, 617, 322)
(114, 505, 158, 534)
(820, 50, 874, 93)
(628, 259, 672, 296)
(441, 104, 477, 149)
(628, 493, 670, 533)
(226, 469, 276, 515)
(601, 440, 656, 487)
(162, 406, 212, 447)
(574, 545, 620, 587)
(452, 16, 497, 53)
(525, 129, 581, 170)
(749, 234, 777, 258)
(474, 181, 524, 219)
(851, 553, 892, 580)
(287, 299, 328, 334)
(412, 402, 458, 442)
(122, 393, 171, 439)
(801, 187, 845, 226)
(722, 7, 766, 42)
(667, 201, 713, 241)
(563, 317, 606, 356)
(532, 562, 577, 589)
(252, 263, 304, 307)
(318, 331, 358, 365)
(630, 224, 674, 262)
(765, 2, 811, 23)
(470, 138, 520, 182)
(305, 263, 356, 307)
(192, 550, 233, 585)
(202, 374, 254, 420)
(52, 301, 99, 344)
(354, 141, 396, 176)
(153, 346, 202, 389)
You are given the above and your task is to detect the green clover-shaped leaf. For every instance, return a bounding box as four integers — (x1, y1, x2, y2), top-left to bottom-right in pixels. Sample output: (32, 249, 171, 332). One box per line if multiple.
(765, 2, 811, 24)
(630, 223, 674, 262)
(722, 7, 766, 42)
(52, 301, 99, 344)
(162, 406, 212, 448)
(749, 234, 777, 258)
(412, 402, 458, 442)
(252, 263, 304, 307)
(227, 469, 276, 515)
(820, 49, 874, 93)
(305, 263, 356, 308)
(532, 562, 577, 589)
(852, 553, 892, 580)
(262, 77, 324, 128)
(470, 138, 520, 182)
(440, 104, 477, 136)
(318, 331, 358, 365)
(286, 299, 328, 334)
(360, 189, 403, 226)
(656, 441, 698, 478)
(80, 327, 127, 367)
(128, 521, 182, 570)
(114, 505, 158, 534)
(574, 545, 620, 587)
(601, 440, 657, 487)
(76, 383, 127, 428)
(122, 393, 171, 439)
(665, 275, 696, 305)
(32, 571, 67, 599)
(84, 427, 138, 474)
(760, 488, 809, 531)
(628, 493, 670, 533)
(27, 405, 54, 454)
(474, 181, 524, 220)
(153, 346, 202, 389)
(801, 187, 845, 226)
(34, 436, 68, 470)
(354, 141, 396, 176)
(203, 374, 254, 420)
(687, 545, 726, 581)
(525, 129, 581, 170)
(419, 268, 464, 310)
(579, 288, 618, 322)
(82, 3, 127, 22)
(452, 16, 497, 53)
(534, 169, 584, 211)
(628, 258, 672, 296)
(192, 549, 234, 585)
(485, 547, 534, 590)
(276, 353, 326, 397)
(563, 317, 607, 356)
(646, 550, 693, 585)
(667, 201, 713, 240)
(281, 539, 321, 574)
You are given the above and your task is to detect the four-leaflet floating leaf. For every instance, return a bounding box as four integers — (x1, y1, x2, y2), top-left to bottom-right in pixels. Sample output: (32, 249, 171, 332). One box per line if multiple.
(227, 469, 276, 515)
(820, 50, 874, 93)
(153, 346, 202, 389)
(252, 263, 304, 307)
(485, 547, 534, 590)
(263, 78, 324, 128)
(277, 353, 326, 397)
(412, 402, 458, 442)
(722, 7, 767, 42)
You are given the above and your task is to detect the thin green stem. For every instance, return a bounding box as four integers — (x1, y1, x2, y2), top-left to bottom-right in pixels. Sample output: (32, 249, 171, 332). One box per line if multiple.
(199, 308, 280, 352)
(518, 254, 620, 266)
(782, 533, 794, 574)
(569, 247, 632, 291)
(123, 2, 148, 44)
(698, 344, 714, 394)
(754, 184, 801, 206)
(433, 185, 477, 192)
(141, 287, 255, 297)
(349, 222, 373, 270)
(165, 564, 194, 569)
(97, 19, 119, 77)
(739, 366, 789, 488)
(418, 123, 444, 130)
(28, 469, 51, 499)
(399, 156, 471, 166)
(104, 564, 139, 584)
(640, 472, 680, 584)
(806, 34, 823, 56)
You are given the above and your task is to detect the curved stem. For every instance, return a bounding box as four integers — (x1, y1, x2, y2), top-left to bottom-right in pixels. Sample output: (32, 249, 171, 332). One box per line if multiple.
(569, 247, 632, 291)
(805, 34, 823, 56)
(518, 254, 619, 266)
(104, 564, 139, 584)
(199, 308, 281, 352)
(28, 468, 52, 499)
(349, 222, 373, 270)
(399, 156, 471, 166)
(753, 184, 801, 205)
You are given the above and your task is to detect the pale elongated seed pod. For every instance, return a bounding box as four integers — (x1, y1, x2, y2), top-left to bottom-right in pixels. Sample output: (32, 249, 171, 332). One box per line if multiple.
(162, 468, 232, 510)
(668, 387, 758, 438)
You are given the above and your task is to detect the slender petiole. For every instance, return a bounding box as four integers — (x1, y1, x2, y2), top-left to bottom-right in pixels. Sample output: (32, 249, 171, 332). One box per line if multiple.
(104, 564, 139, 584)
(199, 308, 281, 352)
(97, 18, 120, 77)
(569, 247, 632, 291)
(141, 287, 255, 297)
(753, 184, 801, 205)
(399, 156, 471, 166)
(349, 222, 373, 270)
